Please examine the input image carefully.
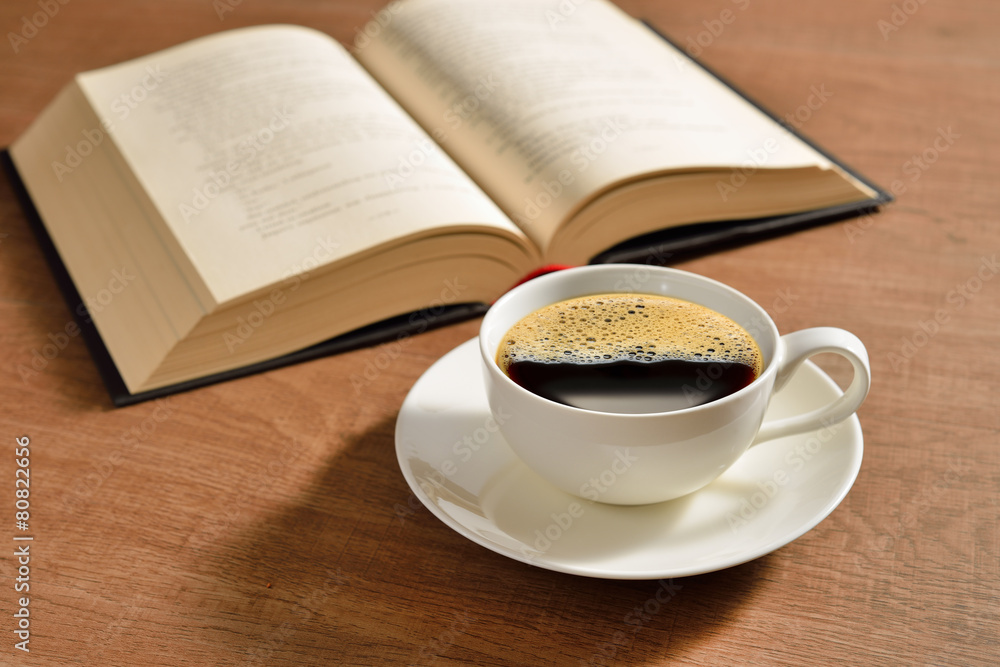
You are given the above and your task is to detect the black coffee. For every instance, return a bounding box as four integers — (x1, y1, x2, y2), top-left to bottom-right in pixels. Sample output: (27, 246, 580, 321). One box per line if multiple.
(496, 294, 762, 414)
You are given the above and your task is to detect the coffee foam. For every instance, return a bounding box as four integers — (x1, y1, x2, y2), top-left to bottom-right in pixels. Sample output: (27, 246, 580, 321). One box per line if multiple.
(497, 293, 762, 374)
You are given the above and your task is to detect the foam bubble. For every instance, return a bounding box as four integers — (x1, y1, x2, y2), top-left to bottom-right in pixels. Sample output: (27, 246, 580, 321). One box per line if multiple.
(497, 293, 762, 374)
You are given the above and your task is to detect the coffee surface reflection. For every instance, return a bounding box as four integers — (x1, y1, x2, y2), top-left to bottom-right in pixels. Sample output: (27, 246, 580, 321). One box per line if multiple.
(496, 294, 762, 414)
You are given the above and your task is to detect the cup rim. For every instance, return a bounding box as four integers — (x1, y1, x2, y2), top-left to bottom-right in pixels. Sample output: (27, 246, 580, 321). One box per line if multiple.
(479, 264, 782, 418)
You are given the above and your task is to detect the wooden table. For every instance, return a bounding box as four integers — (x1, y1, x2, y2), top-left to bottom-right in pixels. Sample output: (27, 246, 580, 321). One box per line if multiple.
(1, 1, 996, 664)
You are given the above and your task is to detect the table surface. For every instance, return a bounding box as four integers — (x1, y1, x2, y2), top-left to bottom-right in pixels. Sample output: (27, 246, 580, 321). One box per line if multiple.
(1, 0, 997, 665)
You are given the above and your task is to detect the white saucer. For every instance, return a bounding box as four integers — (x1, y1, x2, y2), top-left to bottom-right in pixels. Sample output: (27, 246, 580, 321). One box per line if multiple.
(395, 338, 864, 579)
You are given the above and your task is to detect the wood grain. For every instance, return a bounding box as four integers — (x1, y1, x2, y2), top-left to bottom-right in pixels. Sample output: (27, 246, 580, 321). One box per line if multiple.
(1, 1, 997, 664)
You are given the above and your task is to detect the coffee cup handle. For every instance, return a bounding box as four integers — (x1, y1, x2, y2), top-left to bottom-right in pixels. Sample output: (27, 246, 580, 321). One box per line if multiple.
(751, 327, 871, 445)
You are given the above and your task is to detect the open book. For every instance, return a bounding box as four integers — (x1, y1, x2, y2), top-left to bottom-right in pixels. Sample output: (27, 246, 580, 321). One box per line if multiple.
(6, 0, 888, 404)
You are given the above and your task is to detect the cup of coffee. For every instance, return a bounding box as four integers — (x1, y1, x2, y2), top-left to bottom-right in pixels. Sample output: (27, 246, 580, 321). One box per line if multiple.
(478, 265, 870, 505)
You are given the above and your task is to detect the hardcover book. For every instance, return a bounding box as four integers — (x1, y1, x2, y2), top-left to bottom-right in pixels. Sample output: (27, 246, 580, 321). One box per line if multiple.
(5, 0, 890, 405)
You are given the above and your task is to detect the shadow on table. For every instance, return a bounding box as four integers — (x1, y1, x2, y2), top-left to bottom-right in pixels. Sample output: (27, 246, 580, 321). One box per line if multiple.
(192, 415, 770, 665)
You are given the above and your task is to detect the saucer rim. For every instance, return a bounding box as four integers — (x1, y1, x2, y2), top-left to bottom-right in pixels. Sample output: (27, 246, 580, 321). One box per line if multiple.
(395, 337, 864, 580)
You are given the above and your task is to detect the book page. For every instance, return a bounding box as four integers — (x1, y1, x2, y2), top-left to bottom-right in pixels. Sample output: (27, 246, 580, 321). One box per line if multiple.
(354, 0, 832, 252)
(76, 25, 527, 305)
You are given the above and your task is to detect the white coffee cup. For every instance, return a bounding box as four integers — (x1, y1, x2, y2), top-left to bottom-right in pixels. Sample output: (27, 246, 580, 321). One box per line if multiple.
(478, 265, 870, 505)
